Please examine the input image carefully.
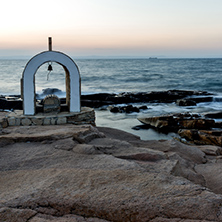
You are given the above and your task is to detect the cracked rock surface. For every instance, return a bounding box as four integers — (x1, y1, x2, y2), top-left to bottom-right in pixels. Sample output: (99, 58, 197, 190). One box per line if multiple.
(0, 124, 222, 221)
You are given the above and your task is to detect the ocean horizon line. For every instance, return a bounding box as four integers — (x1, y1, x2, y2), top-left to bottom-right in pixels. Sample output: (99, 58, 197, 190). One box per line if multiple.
(0, 55, 221, 60)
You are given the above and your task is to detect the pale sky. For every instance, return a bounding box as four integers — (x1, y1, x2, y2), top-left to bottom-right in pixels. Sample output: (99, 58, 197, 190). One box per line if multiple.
(1, 0, 222, 58)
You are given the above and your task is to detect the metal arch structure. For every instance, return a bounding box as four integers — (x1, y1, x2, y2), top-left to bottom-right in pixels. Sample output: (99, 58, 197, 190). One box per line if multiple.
(21, 51, 81, 115)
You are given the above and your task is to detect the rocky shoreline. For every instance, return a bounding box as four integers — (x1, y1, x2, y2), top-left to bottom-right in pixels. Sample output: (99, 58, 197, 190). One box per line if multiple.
(1, 89, 221, 146)
(0, 89, 213, 110)
(137, 112, 222, 146)
(1, 124, 222, 221)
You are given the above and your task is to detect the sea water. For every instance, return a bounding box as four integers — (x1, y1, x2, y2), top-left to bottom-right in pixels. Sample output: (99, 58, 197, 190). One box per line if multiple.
(0, 58, 222, 140)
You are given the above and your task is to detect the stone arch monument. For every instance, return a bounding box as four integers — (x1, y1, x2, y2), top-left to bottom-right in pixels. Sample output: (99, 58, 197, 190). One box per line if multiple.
(21, 38, 81, 115)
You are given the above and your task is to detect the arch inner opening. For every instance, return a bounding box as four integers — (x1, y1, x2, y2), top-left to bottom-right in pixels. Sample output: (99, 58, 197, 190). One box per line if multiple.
(35, 62, 70, 113)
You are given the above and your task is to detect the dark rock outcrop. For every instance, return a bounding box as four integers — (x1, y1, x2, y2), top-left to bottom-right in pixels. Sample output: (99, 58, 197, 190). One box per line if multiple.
(0, 90, 213, 110)
(0, 97, 22, 110)
(109, 105, 147, 113)
(81, 90, 212, 108)
(204, 111, 222, 119)
(176, 99, 197, 106)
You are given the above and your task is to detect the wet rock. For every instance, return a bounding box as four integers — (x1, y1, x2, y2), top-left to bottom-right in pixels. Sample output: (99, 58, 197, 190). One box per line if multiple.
(0, 98, 23, 110)
(136, 108, 222, 147)
(190, 96, 213, 103)
(215, 121, 222, 128)
(81, 90, 212, 107)
(178, 119, 215, 129)
(123, 105, 140, 113)
(178, 129, 222, 146)
(138, 113, 215, 132)
(138, 115, 175, 131)
(176, 99, 196, 106)
(138, 105, 148, 110)
(204, 111, 222, 119)
(0, 90, 213, 110)
(109, 105, 140, 113)
(109, 106, 119, 113)
(176, 96, 213, 106)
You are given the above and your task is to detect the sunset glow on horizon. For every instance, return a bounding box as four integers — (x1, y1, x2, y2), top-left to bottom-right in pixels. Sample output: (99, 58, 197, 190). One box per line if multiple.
(1, 0, 222, 58)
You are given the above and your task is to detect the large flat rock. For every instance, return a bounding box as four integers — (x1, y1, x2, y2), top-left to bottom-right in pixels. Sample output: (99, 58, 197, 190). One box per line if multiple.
(0, 124, 222, 221)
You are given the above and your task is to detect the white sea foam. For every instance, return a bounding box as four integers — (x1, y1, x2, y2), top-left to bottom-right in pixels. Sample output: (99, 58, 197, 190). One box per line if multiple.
(1, 58, 222, 140)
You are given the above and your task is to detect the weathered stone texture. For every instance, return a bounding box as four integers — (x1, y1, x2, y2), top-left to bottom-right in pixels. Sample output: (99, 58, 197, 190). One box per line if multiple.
(32, 117, 43, 125)
(0, 118, 8, 128)
(4, 107, 95, 127)
(0, 125, 222, 221)
(57, 117, 67, 125)
(50, 117, 57, 125)
(21, 118, 32, 126)
(138, 112, 222, 146)
(43, 117, 51, 125)
(138, 113, 215, 132)
(67, 108, 95, 125)
(178, 129, 222, 146)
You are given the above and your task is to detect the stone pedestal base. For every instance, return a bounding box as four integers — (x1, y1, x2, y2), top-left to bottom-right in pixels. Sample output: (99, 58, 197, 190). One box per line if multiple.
(4, 107, 95, 127)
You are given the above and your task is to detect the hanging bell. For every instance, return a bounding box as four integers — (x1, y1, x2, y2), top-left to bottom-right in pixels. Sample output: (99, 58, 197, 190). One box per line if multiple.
(47, 63, 53, 81)
(48, 64, 53, 71)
